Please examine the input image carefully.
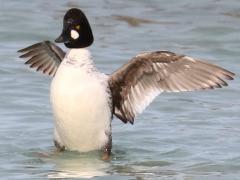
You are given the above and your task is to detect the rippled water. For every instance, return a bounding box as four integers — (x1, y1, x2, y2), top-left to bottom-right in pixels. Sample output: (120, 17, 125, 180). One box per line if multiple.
(0, 0, 239, 179)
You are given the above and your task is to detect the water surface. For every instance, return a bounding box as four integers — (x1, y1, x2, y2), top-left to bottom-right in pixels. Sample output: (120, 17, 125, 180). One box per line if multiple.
(0, 0, 239, 179)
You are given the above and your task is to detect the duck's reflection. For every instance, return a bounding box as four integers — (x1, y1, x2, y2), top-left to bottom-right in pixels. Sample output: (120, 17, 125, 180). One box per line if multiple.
(47, 151, 110, 179)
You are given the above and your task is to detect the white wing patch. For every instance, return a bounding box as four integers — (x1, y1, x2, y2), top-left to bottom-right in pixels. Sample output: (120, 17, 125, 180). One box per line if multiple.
(121, 81, 163, 118)
(185, 56, 196, 62)
(71, 30, 79, 39)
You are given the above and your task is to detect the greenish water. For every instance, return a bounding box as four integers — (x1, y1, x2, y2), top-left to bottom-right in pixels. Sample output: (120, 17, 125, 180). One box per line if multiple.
(0, 0, 239, 179)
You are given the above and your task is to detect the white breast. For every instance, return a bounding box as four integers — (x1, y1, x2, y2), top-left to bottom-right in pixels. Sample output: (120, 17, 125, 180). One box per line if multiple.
(50, 49, 111, 152)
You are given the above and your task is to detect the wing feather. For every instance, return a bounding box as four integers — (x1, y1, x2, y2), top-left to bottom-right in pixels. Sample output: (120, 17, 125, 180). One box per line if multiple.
(109, 51, 235, 124)
(18, 41, 65, 76)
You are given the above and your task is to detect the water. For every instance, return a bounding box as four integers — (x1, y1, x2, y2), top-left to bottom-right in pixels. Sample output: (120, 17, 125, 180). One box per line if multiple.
(0, 0, 239, 179)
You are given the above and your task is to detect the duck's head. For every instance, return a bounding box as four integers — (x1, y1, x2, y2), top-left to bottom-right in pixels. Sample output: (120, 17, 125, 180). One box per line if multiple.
(55, 8, 94, 48)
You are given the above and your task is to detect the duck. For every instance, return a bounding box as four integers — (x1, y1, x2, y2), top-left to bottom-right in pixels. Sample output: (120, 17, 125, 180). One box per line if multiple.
(18, 8, 235, 160)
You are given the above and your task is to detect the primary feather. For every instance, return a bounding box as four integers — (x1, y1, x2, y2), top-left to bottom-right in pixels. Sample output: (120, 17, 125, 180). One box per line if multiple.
(109, 51, 235, 123)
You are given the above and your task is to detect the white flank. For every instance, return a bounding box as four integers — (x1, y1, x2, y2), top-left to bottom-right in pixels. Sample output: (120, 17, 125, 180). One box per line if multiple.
(71, 30, 79, 39)
(50, 49, 111, 152)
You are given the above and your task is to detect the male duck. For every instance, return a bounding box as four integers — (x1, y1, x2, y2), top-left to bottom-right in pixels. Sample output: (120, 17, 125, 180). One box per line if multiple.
(18, 8, 235, 160)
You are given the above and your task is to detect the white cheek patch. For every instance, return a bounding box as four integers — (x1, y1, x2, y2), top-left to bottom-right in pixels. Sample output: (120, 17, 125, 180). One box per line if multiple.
(71, 30, 79, 39)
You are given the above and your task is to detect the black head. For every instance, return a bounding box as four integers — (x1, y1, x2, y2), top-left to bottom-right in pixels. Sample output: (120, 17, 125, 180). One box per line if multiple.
(55, 8, 94, 48)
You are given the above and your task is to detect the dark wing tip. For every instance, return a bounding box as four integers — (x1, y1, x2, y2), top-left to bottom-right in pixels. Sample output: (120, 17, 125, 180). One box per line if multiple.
(129, 120, 134, 125)
(17, 43, 40, 53)
(226, 74, 234, 80)
(199, 60, 235, 80)
(17, 49, 23, 53)
(19, 53, 30, 58)
(222, 69, 235, 80)
(113, 110, 135, 124)
(114, 113, 128, 124)
(17, 41, 51, 53)
(17, 41, 64, 77)
(228, 72, 235, 80)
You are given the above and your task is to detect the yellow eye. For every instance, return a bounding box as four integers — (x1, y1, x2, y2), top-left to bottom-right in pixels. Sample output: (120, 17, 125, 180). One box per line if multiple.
(76, 25, 80, 30)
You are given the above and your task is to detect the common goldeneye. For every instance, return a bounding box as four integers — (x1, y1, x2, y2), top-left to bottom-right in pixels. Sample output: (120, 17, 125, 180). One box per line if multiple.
(18, 8, 235, 160)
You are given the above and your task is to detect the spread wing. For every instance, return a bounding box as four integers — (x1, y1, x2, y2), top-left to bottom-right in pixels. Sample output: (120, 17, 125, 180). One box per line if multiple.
(18, 41, 65, 76)
(109, 51, 235, 124)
